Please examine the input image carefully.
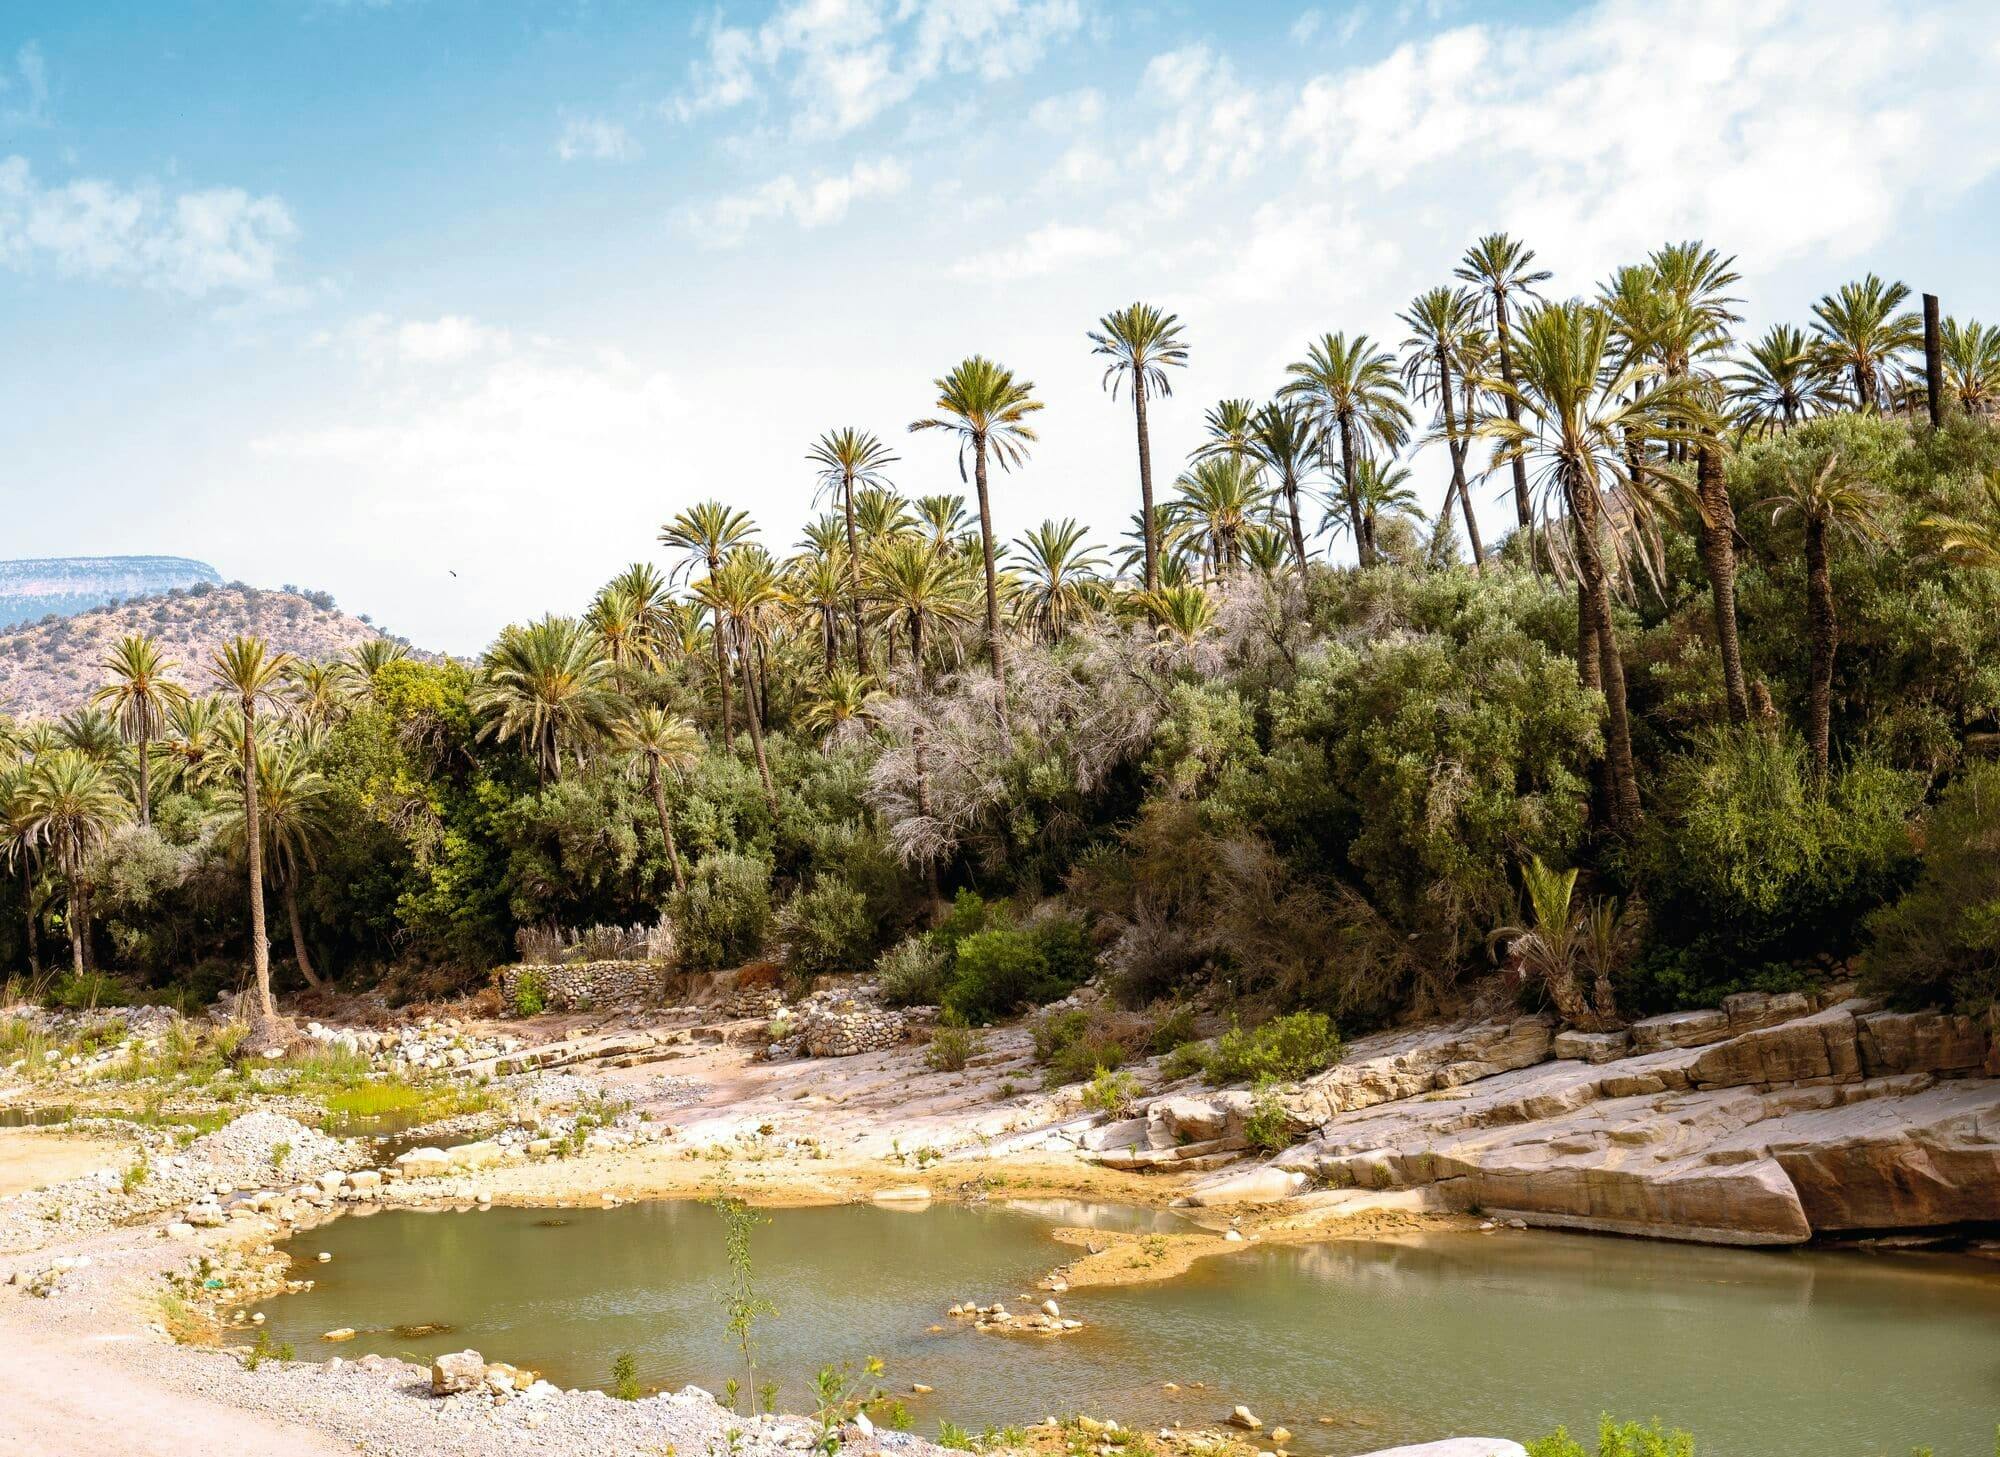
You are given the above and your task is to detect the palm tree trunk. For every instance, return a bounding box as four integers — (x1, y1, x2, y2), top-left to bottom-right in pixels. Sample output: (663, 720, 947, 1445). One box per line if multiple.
(1494, 296, 1532, 530)
(1575, 581, 1610, 821)
(21, 866, 40, 978)
(1570, 476, 1641, 830)
(1805, 517, 1836, 782)
(1695, 440, 1750, 721)
(1438, 348, 1485, 573)
(735, 623, 777, 813)
(971, 435, 1009, 731)
(649, 759, 687, 893)
(285, 876, 323, 989)
(67, 876, 84, 980)
(242, 704, 278, 1027)
(1134, 373, 1159, 593)
(1282, 470, 1310, 580)
(136, 720, 151, 828)
(1337, 415, 1369, 566)
(843, 472, 870, 675)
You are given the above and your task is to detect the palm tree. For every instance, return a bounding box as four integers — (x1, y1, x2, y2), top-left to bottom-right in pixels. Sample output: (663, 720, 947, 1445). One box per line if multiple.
(910, 355, 1043, 722)
(1281, 333, 1411, 565)
(1940, 318, 2000, 415)
(88, 635, 187, 828)
(346, 639, 412, 699)
(787, 549, 854, 668)
(1244, 400, 1323, 579)
(1760, 450, 1890, 781)
(1811, 274, 1921, 412)
(913, 494, 970, 555)
(808, 427, 899, 673)
(14, 749, 126, 981)
(1729, 324, 1834, 437)
(283, 660, 356, 731)
(1014, 519, 1107, 642)
(208, 635, 294, 1043)
(588, 579, 658, 692)
(218, 743, 334, 988)
(1922, 468, 2000, 571)
(1194, 398, 1258, 469)
(1089, 303, 1189, 592)
(799, 668, 884, 744)
(1137, 583, 1217, 652)
(615, 706, 702, 893)
(855, 486, 917, 544)
(1491, 855, 1599, 1028)
(157, 694, 234, 795)
(1400, 286, 1487, 571)
(0, 761, 49, 986)
(1171, 455, 1270, 577)
(1326, 460, 1425, 557)
(57, 707, 127, 765)
(661, 502, 759, 738)
(1239, 524, 1292, 576)
(473, 616, 621, 786)
(1457, 233, 1552, 529)
(866, 537, 977, 688)
(694, 549, 783, 811)
(1475, 300, 1696, 831)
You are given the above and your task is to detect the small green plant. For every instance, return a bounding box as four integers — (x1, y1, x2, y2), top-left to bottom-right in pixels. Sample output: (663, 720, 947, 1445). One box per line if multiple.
(277, 1341, 295, 1362)
(924, 1013, 980, 1073)
(1161, 1040, 1206, 1081)
(875, 934, 951, 1008)
(121, 1155, 150, 1194)
(269, 1140, 291, 1172)
(938, 1422, 975, 1451)
(1242, 1084, 1294, 1153)
(245, 1327, 271, 1371)
(1528, 1417, 1696, 1457)
(810, 1358, 887, 1455)
(1145, 1002, 1198, 1054)
(1203, 1011, 1343, 1086)
(708, 1192, 774, 1415)
(511, 967, 550, 1018)
(1081, 1066, 1140, 1117)
(611, 1351, 641, 1400)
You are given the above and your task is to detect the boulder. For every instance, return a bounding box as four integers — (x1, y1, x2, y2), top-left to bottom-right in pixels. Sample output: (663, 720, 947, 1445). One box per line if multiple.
(1629, 1009, 1730, 1053)
(1351, 1444, 1527, 1457)
(1690, 1007, 1859, 1089)
(1855, 1011, 1988, 1078)
(1551, 1029, 1631, 1064)
(431, 1349, 487, 1396)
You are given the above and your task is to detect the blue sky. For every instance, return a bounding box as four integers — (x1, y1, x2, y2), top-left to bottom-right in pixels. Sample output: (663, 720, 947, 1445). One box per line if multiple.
(2, 0, 1995, 654)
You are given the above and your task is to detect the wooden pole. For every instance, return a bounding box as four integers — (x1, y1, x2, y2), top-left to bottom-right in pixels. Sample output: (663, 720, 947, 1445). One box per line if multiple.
(1923, 292, 1944, 427)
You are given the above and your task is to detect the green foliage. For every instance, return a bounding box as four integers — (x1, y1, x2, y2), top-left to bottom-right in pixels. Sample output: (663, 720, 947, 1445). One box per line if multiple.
(1862, 762, 2000, 1010)
(1529, 1417, 1695, 1457)
(1202, 1012, 1344, 1086)
(45, 970, 129, 1009)
(874, 934, 950, 1008)
(1032, 1005, 1136, 1087)
(1080, 1065, 1139, 1117)
(1242, 1087, 1294, 1154)
(774, 875, 875, 981)
(923, 1012, 979, 1072)
(669, 852, 774, 971)
(510, 967, 549, 1018)
(610, 1352, 640, 1401)
(708, 1192, 773, 1415)
(942, 915, 1095, 1025)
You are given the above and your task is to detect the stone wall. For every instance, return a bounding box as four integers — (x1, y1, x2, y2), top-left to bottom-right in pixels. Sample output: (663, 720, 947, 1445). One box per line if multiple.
(496, 960, 669, 1012)
(796, 986, 909, 1057)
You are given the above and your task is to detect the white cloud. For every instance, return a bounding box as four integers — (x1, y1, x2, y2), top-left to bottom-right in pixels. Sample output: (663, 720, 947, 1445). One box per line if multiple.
(555, 115, 639, 162)
(1, 43, 49, 128)
(0, 156, 296, 297)
(1289, 10, 1323, 45)
(684, 155, 910, 247)
(950, 221, 1125, 280)
(1029, 86, 1104, 133)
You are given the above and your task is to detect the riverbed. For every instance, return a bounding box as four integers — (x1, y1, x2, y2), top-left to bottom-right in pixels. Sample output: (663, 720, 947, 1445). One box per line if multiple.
(251, 1200, 2000, 1455)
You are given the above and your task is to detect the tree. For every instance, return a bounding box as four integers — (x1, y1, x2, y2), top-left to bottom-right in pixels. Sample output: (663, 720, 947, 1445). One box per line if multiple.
(1456, 233, 1552, 529)
(208, 635, 295, 1044)
(89, 635, 188, 828)
(1400, 285, 1487, 572)
(1281, 332, 1412, 566)
(798, 668, 884, 744)
(157, 694, 234, 795)
(587, 579, 660, 692)
(283, 660, 357, 731)
(347, 639, 412, 699)
(1089, 303, 1189, 592)
(910, 355, 1043, 725)
(1940, 317, 2000, 416)
(14, 750, 125, 980)
(1921, 468, 2000, 571)
(866, 537, 977, 687)
(218, 743, 334, 988)
(1491, 855, 1606, 1029)
(1326, 461, 1425, 557)
(1760, 449, 1891, 781)
(1194, 398, 1258, 467)
(1170, 455, 1270, 578)
(1244, 401, 1323, 580)
(1013, 519, 1107, 642)
(473, 616, 622, 786)
(661, 502, 759, 738)
(1476, 301, 1695, 831)
(694, 549, 783, 813)
(808, 427, 899, 673)
(1811, 274, 1921, 412)
(1729, 324, 1835, 437)
(615, 706, 702, 893)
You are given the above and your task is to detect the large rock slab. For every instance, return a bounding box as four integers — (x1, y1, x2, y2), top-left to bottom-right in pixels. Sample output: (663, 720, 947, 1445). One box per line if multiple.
(1354, 1443, 1527, 1457)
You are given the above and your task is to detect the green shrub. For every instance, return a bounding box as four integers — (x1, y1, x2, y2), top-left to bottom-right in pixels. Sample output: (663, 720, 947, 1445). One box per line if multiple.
(1146, 1002, 1198, 1054)
(875, 934, 950, 1008)
(942, 917, 1094, 1025)
(510, 967, 549, 1018)
(924, 1013, 980, 1073)
(1080, 1066, 1139, 1117)
(932, 889, 999, 956)
(1528, 1416, 1694, 1457)
(1862, 762, 2000, 1010)
(775, 876, 875, 981)
(1203, 1012, 1343, 1086)
(668, 852, 773, 971)
(1162, 1040, 1206, 1081)
(610, 1351, 640, 1401)
(1031, 1005, 1139, 1088)
(1242, 1087, 1294, 1153)
(45, 970, 129, 1010)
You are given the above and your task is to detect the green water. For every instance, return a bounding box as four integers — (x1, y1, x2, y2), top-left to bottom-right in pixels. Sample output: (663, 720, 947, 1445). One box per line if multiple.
(254, 1201, 2000, 1456)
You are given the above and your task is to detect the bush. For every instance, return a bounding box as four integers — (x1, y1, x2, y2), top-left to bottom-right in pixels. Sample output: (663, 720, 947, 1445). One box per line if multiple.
(1032, 1005, 1142, 1088)
(45, 970, 129, 1010)
(1203, 1011, 1343, 1086)
(1861, 762, 2000, 1010)
(942, 915, 1095, 1025)
(932, 889, 999, 956)
(875, 934, 950, 1008)
(668, 853, 773, 971)
(1080, 1066, 1140, 1117)
(1242, 1088, 1294, 1153)
(510, 967, 549, 1018)
(774, 876, 875, 982)
(924, 1014, 979, 1073)
(1527, 1417, 1694, 1457)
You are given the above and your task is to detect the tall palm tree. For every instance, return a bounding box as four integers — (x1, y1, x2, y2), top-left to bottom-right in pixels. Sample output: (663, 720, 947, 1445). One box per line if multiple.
(1327, 460, 1426, 556)
(1194, 398, 1258, 468)
(1281, 333, 1411, 565)
(346, 639, 412, 700)
(14, 749, 126, 981)
(798, 668, 884, 745)
(1089, 303, 1189, 592)
(1013, 519, 1107, 642)
(1811, 274, 1921, 413)
(1760, 450, 1890, 781)
(1475, 300, 1695, 831)
(89, 635, 188, 828)
(1921, 468, 2000, 571)
(615, 706, 702, 893)
(912, 495, 970, 555)
(1172, 455, 1271, 577)
(0, 761, 48, 984)
(1457, 233, 1552, 530)
(661, 502, 759, 738)
(208, 635, 294, 1043)
(57, 707, 127, 765)
(1728, 324, 1834, 437)
(910, 355, 1043, 722)
(1400, 285, 1487, 571)
(282, 660, 357, 732)
(473, 616, 621, 786)
(694, 549, 783, 812)
(587, 580, 658, 692)
(1240, 400, 1322, 580)
(855, 486, 917, 544)
(866, 537, 977, 687)
(808, 427, 899, 673)
(1940, 318, 2000, 415)
(786, 549, 854, 669)
(218, 743, 334, 988)
(158, 694, 235, 795)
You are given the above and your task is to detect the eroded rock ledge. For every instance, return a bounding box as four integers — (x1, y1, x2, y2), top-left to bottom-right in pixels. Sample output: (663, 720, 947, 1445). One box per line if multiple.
(1087, 989, 2000, 1245)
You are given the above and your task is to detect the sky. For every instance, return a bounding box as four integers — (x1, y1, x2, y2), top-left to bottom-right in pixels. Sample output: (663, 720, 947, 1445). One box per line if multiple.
(1, 0, 1996, 655)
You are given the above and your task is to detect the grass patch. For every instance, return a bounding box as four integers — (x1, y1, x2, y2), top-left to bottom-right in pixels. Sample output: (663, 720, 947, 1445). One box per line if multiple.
(157, 1289, 220, 1346)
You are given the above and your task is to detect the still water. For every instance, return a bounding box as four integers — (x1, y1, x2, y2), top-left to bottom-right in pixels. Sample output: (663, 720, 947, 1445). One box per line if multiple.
(252, 1200, 2000, 1456)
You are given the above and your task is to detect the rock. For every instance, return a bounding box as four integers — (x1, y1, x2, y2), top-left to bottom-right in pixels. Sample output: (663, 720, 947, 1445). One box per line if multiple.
(1223, 1229, 1244, 1243)
(1178, 1168, 1309, 1207)
(1228, 1407, 1262, 1431)
(1041, 1298, 1061, 1318)
(873, 1185, 932, 1204)
(164, 1222, 196, 1239)
(1270, 1428, 1294, 1446)
(1629, 1010, 1731, 1053)
(316, 1252, 332, 1263)
(1855, 1011, 1988, 1077)
(1551, 1030, 1630, 1064)
(1349, 1444, 1527, 1457)
(430, 1349, 487, 1396)
(321, 1328, 357, 1343)
(912, 1383, 934, 1395)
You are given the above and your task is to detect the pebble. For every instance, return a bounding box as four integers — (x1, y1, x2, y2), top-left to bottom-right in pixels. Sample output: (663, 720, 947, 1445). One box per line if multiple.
(317, 1252, 332, 1263)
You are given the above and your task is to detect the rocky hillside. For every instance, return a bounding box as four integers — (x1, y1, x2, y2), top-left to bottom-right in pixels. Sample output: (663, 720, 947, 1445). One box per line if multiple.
(0, 583, 392, 719)
(0, 556, 222, 630)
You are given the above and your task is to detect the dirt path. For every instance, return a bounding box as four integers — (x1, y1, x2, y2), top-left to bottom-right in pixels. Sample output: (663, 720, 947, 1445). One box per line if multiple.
(0, 1306, 354, 1456)
(0, 1128, 131, 1198)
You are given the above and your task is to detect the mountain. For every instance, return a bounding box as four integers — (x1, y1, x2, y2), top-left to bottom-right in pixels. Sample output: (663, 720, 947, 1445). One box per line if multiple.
(0, 556, 224, 629)
(0, 582, 395, 720)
